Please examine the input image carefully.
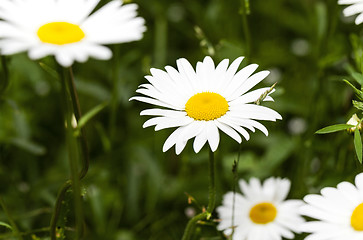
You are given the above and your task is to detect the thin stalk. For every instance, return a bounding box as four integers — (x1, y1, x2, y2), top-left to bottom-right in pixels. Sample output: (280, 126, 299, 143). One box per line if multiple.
(109, 45, 120, 146)
(50, 66, 86, 240)
(231, 144, 242, 238)
(154, 14, 168, 68)
(67, 67, 89, 180)
(0, 197, 23, 240)
(240, 0, 251, 59)
(0, 56, 9, 95)
(49, 181, 71, 240)
(63, 67, 83, 240)
(181, 212, 208, 240)
(207, 150, 216, 213)
(181, 150, 216, 240)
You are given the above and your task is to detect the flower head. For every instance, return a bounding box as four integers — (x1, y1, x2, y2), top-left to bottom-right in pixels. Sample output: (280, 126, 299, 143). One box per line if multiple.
(0, 0, 146, 67)
(131, 56, 282, 155)
(347, 113, 362, 133)
(300, 173, 363, 239)
(217, 177, 304, 240)
(338, 0, 363, 25)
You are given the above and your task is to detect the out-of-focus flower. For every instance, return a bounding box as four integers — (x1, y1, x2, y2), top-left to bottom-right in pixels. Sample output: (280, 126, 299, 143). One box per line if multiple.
(0, 0, 146, 67)
(217, 177, 304, 240)
(300, 173, 363, 239)
(338, 0, 363, 25)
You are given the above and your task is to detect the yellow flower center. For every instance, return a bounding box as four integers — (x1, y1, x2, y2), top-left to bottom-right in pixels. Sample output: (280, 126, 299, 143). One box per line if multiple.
(185, 92, 229, 121)
(351, 202, 363, 231)
(249, 202, 277, 224)
(37, 22, 85, 45)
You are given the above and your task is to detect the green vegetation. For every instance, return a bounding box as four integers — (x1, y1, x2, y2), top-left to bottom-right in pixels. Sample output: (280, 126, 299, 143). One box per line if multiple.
(1, 0, 363, 239)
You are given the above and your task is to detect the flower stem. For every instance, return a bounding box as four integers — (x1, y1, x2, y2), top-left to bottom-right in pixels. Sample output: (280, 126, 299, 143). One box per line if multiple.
(67, 67, 89, 180)
(207, 149, 216, 213)
(240, 0, 251, 59)
(49, 181, 71, 239)
(0, 56, 9, 95)
(50, 66, 89, 240)
(232, 144, 242, 237)
(109, 45, 120, 147)
(181, 150, 216, 240)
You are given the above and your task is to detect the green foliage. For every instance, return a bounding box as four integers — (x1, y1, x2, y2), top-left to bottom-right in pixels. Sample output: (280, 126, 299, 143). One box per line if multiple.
(354, 128, 363, 163)
(1, 0, 363, 239)
(316, 124, 354, 134)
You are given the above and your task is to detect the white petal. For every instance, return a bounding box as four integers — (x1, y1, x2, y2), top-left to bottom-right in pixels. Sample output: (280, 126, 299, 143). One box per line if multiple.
(215, 121, 242, 143)
(222, 63, 258, 98)
(55, 51, 74, 67)
(206, 122, 220, 152)
(130, 96, 183, 110)
(227, 70, 270, 101)
(339, 0, 363, 4)
(343, 3, 363, 17)
(140, 108, 186, 117)
(193, 125, 208, 153)
(355, 12, 363, 24)
(162, 127, 184, 153)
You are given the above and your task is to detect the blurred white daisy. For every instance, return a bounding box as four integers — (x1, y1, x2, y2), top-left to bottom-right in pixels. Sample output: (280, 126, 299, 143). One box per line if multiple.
(300, 173, 363, 239)
(338, 0, 363, 24)
(217, 177, 304, 240)
(130, 56, 282, 155)
(0, 0, 146, 67)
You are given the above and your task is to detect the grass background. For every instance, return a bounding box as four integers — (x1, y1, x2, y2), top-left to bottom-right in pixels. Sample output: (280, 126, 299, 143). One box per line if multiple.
(1, 0, 363, 239)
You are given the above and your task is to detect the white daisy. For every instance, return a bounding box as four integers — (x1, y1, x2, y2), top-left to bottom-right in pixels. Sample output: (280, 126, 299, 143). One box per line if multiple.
(216, 177, 305, 240)
(338, 0, 363, 25)
(0, 0, 146, 67)
(300, 173, 363, 240)
(130, 56, 282, 155)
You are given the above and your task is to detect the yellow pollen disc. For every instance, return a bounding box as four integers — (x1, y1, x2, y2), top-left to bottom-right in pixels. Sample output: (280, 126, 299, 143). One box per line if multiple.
(351, 202, 363, 231)
(249, 202, 277, 224)
(37, 22, 85, 45)
(185, 92, 229, 121)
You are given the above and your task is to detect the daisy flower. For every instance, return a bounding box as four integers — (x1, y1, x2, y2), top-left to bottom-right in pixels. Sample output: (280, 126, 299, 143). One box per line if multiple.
(338, 0, 363, 25)
(130, 56, 282, 155)
(216, 177, 305, 240)
(300, 173, 363, 239)
(0, 0, 146, 67)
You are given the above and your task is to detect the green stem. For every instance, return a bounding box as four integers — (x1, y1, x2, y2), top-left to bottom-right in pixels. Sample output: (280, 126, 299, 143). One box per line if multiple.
(207, 150, 216, 213)
(67, 67, 89, 180)
(240, 0, 251, 59)
(49, 181, 71, 240)
(181, 150, 216, 240)
(154, 13, 168, 68)
(63, 67, 83, 240)
(50, 66, 87, 240)
(0, 197, 23, 240)
(181, 212, 208, 240)
(109, 45, 120, 147)
(231, 144, 242, 237)
(0, 56, 9, 95)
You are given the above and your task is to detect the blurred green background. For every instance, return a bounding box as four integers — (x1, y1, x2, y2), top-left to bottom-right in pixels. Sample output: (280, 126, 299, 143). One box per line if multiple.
(1, 0, 363, 239)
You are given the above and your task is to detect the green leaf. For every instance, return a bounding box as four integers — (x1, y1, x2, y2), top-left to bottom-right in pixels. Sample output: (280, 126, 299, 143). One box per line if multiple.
(315, 124, 355, 134)
(9, 138, 46, 155)
(38, 62, 59, 80)
(77, 102, 108, 130)
(0, 221, 12, 230)
(343, 79, 363, 100)
(353, 100, 363, 111)
(352, 72, 363, 86)
(354, 128, 363, 163)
